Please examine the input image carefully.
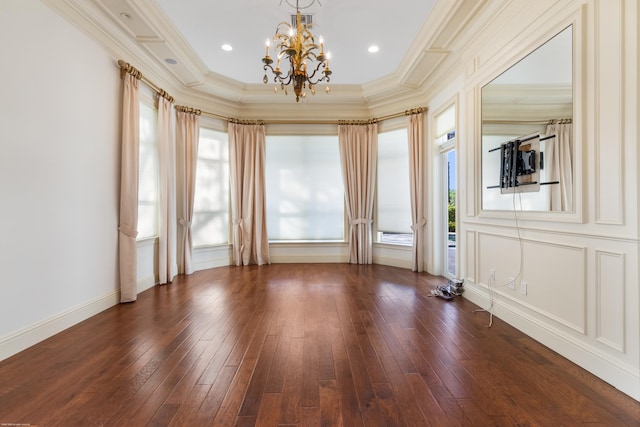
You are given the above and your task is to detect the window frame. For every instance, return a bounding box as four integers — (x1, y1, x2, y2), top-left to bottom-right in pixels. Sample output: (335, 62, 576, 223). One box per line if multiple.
(191, 122, 231, 248)
(136, 91, 159, 242)
(375, 120, 413, 247)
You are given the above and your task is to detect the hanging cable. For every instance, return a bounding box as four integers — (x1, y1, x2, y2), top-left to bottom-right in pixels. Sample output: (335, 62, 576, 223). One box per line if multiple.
(474, 190, 526, 327)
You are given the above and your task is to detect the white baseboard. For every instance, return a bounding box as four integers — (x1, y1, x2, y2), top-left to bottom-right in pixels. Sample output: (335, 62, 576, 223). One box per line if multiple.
(270, 254, 347, 263)
(193, 257, 231, 271)
(372, 256, 412, 270)
(0, 290, 120, 362)
(464, 285, 640, 401)
(137, 276, 156, 294)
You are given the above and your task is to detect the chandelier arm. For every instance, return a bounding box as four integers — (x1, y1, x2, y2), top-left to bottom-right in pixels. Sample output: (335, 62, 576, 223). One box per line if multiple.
(263, 63, 281, 80)
(263, 64, 275, 73)
(306, 61, 325, 83)
(279, 72, 294, 86)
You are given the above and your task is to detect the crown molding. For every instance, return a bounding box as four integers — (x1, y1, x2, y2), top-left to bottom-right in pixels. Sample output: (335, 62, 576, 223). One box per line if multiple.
(44, 0, 492, 115)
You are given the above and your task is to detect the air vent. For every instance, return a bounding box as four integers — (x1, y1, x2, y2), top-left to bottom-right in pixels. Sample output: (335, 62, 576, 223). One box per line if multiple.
(291, 14, 313, 27)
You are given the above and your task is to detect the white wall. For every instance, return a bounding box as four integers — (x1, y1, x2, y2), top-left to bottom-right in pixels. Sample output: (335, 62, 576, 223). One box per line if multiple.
(0, 0, 120, 359)
(1, 0, 637, 404)
(453, 0, 639, 400)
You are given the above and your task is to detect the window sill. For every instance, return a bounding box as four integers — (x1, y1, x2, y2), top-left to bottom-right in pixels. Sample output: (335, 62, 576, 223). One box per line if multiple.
(193, 243, 231, 250)
(136, 236, 158, 247)
(269, 240, 348, 246)
(374, 242, 413, 250)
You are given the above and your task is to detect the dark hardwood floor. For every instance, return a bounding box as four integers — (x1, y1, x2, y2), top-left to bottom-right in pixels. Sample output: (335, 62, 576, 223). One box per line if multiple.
(0, 264, 638, 426)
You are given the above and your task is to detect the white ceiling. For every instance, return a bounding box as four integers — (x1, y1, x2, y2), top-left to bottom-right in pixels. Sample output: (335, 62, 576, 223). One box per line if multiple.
(47, 0, 487, 108)
(153, 0, 437, 86)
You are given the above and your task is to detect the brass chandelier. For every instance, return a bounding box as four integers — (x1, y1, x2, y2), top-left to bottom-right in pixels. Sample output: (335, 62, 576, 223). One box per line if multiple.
(262, 0, 332, 102)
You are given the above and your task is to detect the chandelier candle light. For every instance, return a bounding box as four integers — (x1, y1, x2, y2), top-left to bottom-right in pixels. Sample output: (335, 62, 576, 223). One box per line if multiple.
(262, 0, 331, 102)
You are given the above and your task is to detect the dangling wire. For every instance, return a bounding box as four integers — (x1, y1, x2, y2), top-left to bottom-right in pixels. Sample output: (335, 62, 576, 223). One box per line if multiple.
(474, 190, 526, 327)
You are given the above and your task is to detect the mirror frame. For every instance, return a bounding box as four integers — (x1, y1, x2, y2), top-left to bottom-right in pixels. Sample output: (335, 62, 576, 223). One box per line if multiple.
(476, 21, 583, 223)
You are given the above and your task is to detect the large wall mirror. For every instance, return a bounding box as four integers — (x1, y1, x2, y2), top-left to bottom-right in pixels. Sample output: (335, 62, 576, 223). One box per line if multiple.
(481, 25, 573, 212)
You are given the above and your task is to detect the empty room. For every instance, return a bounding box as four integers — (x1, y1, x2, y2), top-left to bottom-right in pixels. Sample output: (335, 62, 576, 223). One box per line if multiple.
(1, 0, 639, 425)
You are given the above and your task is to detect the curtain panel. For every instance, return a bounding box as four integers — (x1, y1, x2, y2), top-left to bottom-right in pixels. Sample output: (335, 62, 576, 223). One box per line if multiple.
(408, 112, 426, 272)
(228, 122, 270, 266)
(176, 109, 200, 275)
(157, 95, 177, 284)
(338, 123, 378, 264)
(118, 72, 140, 303)
(545, 122, 573, 211)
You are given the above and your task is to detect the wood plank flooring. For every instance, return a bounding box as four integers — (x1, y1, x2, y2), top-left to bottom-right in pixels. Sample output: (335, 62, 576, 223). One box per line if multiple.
(0, 264, 638, 426)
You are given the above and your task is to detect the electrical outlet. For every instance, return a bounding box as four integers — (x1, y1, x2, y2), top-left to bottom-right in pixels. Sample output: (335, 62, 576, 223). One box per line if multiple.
(489, 269, 495, 281)
(520, 281, 527, 295)
(509, 277, 515, 290)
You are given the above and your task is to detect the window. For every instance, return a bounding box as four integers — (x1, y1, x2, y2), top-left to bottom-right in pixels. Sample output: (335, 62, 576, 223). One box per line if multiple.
(192, 128, 230, 247)
(435, 104, 456, 146)
(377, 128, 413, 245)
(265, 135, 344, 241)
(137, 100, 158, 240)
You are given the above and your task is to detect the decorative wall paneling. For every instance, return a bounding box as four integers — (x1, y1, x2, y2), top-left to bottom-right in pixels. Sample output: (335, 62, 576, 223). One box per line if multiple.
(458, 0, 639, 400)
(464, 230, 476, 283)
(475, 231, 587, 334)
(592, 0, 625, 225)
(595, 250, 625, 352)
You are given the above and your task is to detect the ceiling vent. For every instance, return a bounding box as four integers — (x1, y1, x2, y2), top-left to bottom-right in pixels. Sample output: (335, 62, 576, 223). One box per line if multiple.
(291, 14, 313, 27)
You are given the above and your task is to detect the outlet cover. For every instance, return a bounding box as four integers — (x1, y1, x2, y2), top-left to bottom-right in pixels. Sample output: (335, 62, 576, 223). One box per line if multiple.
(520, 281, 527, 295)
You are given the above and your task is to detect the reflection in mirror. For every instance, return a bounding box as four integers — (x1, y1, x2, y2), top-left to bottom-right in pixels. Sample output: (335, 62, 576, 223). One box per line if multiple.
(482, 26, 573, 212)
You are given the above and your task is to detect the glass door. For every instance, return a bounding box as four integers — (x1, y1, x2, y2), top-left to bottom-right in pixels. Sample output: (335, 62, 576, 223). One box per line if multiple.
(444, 149, 457, 277)
(435, 103, 457, 279)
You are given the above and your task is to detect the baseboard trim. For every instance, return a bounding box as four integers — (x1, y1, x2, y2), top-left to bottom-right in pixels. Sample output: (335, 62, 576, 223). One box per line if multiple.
(269, 255, 348, 263)
(137, 276, 156, 294)
(464, 285, 640, 401)
(372, 256, 412, 270)
(0, 290, 120, 362)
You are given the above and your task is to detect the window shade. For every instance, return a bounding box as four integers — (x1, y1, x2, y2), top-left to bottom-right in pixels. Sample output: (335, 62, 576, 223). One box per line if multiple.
(265, 135, 344, 241)
(192, 128, 229, 247)
(436, 104, 456, 138)
(377, 129, 412, 234)
(137, 101, 158, 240)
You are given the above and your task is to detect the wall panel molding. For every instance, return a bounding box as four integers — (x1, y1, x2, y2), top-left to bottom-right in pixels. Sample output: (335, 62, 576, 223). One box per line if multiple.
(466, 86, 478, 217)
(477, 231, 587, 333)
(595, 249, 626, 352)
(594, 0, 625, 225)
(465, 230, 477, 283)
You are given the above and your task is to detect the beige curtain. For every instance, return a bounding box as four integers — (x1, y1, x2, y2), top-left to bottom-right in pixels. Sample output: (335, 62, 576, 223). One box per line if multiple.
(157, 94, 177, 284)
(408, 113, 426, 272)
(176, 108, 200, 275)
(545, 121, 573, 211)
(118, 71, 140, 303)
(338, 123, 378, 264)
(228, 122, 270, 266)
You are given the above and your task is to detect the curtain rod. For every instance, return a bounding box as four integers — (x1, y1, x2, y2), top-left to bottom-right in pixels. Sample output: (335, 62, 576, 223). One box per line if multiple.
(483, 118, 572, 125)
(201, 107, 427, 125)
(118, 60, 426, 125)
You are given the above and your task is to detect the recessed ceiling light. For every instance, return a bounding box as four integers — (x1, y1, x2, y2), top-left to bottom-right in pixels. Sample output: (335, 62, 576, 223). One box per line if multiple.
(368, 45, 380, 53)
(222, 44, 233, 52)
(165, 58, 177, 65)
